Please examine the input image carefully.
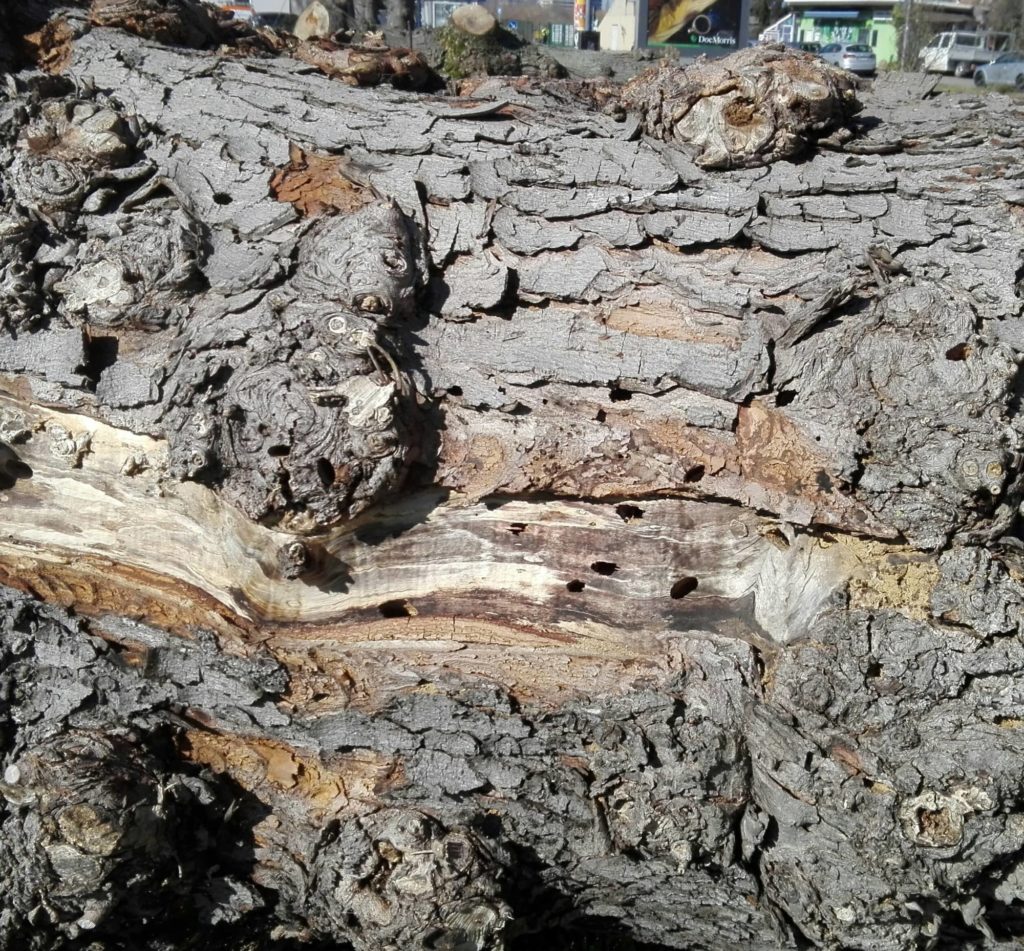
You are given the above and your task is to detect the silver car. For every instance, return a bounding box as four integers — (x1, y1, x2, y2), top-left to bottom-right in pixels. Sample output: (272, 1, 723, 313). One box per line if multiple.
(819, 42, 877, 76)
(973, 51, 1024, 89)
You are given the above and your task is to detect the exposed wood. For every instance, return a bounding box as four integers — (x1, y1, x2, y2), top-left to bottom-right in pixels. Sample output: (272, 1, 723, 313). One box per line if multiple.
(619, 46, 862, 167)
(294, 0, 334, 40)
(289, 38, 435, 88)
(450, 4, 498, 37)
(1, 6, 1024, 951)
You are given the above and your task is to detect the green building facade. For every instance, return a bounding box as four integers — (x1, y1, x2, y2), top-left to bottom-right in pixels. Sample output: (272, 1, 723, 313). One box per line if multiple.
(781, 0, 976, 65)
(794, 10, 898, 61)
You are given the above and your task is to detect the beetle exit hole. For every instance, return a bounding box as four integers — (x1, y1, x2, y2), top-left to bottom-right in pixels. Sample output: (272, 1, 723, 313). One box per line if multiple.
(670, 577, 699, 600)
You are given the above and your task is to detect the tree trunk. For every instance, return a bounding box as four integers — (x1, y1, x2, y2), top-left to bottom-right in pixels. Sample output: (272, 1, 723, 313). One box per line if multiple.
(2, 8, 1024, 951)
(381, 0, 411, 31)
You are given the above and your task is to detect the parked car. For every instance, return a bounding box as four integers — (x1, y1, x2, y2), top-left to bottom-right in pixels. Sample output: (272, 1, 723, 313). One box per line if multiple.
(202, 0, 257, 23)
(782, 41, 821, 54)
(919, 31, 1012, 77)
(973, 51, 1024, 89)
(819, 42, 876, 75)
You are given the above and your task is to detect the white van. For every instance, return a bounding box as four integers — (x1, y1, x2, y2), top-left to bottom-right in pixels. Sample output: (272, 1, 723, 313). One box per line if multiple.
(918, 31, 1012, 76)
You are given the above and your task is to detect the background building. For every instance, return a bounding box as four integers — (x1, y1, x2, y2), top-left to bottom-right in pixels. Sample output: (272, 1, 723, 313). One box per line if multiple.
(598, 0, 751, 50)
(769, 0, 976, 64)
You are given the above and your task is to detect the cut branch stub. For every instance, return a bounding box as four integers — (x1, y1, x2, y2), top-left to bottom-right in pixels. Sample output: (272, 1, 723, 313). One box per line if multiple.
(304, 811, 509, 951)
(291, 40, 437, 89)
(620, 45, 861, 168)
(292, 200, 426, 323)
(89, 0, 223, 47)
(450, 4, 498, 36)
(1, 729, 183, 941)
(293, 0, 333, 40)
(53, 200, 203, 328)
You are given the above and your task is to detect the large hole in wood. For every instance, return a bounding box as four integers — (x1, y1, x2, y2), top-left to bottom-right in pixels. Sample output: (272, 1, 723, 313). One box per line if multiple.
(478, 813, 502, 838)
(566, 579, 586, 592)
(213, 192, 233, 205)
(616, 504, 644, 521)
(316, 458, 334, 488)
(776, 389, 798, 407)
(447, 385, 463, 396)
(591, 561, 618, 575)
(379, 599, 414, 618)
(608, 386, 632, 402)
(83, 334, 119, 386)
(684, 464, 705, 483)
(0, 453, 32, 490)
(670, 577, 699, 600)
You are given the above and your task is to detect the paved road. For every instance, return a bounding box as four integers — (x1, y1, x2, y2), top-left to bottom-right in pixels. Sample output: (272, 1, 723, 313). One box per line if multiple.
(935, 74, 984, 92)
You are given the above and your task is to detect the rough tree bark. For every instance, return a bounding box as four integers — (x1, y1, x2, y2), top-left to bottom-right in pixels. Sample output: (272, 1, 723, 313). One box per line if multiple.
(2, 6, 1024, 951)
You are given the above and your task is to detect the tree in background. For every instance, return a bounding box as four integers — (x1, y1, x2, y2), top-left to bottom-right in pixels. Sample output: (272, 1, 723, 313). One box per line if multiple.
(985, 0, 1024, 40)
(751, 0, 785, 36)
(312, 0, 413, 32)
(892, 0, 931, 69)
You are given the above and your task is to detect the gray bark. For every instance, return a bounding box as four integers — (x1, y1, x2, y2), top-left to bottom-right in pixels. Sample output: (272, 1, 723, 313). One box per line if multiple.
(2, 6, 1024, 951)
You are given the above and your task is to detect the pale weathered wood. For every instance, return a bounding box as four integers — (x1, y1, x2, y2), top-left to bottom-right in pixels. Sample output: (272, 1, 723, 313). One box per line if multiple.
(449, 3, 498, 37)
(294, 0, 333, 40)
(1, 6, 1024, 951)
